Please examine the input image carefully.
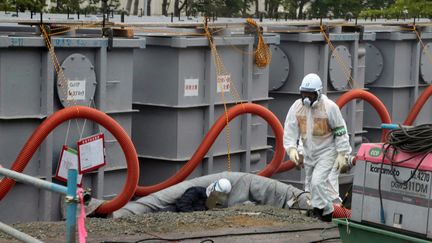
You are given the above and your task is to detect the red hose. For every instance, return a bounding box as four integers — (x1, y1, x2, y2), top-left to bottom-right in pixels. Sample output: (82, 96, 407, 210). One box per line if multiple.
(336, 89, 391, 142)
(276, 160, 297, 172)
(0, 106, 139, 214)
(275, 89, 392, 173)
(135, 103, 285, 196)
(333, 204, 351, 218)
(404, 85, 432, 125)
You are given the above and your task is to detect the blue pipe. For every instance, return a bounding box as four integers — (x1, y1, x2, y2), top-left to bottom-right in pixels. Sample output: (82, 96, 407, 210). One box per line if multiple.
(0, 167, 67, 195)
(381, 123, 399, 130)
(381, 123, 413, 130)
(66, 169, 77, 243)
(0, 167, 78, 243)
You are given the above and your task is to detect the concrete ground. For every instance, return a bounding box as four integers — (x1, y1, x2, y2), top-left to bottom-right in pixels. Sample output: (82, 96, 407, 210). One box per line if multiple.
(92, 223, 341, 243)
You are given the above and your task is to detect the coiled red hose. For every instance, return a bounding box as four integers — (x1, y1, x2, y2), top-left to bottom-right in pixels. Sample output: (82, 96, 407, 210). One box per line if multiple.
(0, 106, 139, 214)
(135, 103, 285, 196)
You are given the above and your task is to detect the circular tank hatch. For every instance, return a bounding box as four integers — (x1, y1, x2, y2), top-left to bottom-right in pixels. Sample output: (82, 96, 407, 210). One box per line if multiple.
(420, 42, 432, 84)
(365, 43, 384, 84)
(269, 45, 289, 91)
(329, 45, 352, 91)
(57, 53, 97, 108)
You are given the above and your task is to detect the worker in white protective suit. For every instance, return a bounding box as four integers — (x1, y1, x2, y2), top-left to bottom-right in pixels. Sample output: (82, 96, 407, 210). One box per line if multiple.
(283, 73, 352, 222)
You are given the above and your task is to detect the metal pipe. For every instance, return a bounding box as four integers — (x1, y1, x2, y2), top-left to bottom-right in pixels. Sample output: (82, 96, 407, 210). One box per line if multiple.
(0, 167, 67, 195)
(0, 221, 44, 243)
(66, 169, 77, 243)
(0, 167, 77, 242)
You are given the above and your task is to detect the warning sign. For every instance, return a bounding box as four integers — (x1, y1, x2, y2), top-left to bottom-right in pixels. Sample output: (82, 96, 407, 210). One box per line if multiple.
(55, 145, 83, 185)
(217, 75, 231, 93)
(78, 133, 106, 173)
(67, 80, 86, 101)
(184, 79, 199, 97)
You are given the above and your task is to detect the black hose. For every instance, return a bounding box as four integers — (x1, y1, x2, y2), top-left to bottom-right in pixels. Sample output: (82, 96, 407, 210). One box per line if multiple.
(378, 124, 432, 224)
(384, 124, 432, 184)
(101, 226, 338, 243)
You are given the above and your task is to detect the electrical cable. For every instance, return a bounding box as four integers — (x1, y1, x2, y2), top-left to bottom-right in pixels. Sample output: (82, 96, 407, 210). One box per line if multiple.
(283, 190, 311, 215)
(340, 184, 352, 207)
(309, 236, 341, 243)
(378, 145, 386, 224)
(100, 226, 338, 243)
(384, 124, 432, 184)
(377, 124, 432, 224)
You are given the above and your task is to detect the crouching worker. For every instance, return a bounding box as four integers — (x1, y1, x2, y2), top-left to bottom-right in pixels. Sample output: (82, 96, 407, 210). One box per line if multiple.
(175, 178, 232, 212)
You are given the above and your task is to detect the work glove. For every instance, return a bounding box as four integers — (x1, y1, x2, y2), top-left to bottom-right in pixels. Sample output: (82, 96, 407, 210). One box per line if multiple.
(335, 153, 348, 173)
(288, 147, 300, 166)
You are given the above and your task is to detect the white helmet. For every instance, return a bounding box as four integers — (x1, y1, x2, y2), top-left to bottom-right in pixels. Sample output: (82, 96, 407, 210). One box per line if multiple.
(206, 178, 232, 197)
(299, 73, 323, 92)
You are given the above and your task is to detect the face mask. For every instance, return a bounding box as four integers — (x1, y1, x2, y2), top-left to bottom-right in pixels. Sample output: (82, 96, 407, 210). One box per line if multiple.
(301, 91, 319, 107)
(302, 97, 312, 107)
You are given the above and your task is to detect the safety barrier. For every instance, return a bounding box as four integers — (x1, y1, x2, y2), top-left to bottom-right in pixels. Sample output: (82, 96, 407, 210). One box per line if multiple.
(0, 167, 80, 242)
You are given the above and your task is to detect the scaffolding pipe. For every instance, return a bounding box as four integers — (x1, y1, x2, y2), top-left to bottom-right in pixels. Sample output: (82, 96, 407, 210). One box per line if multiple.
(0, 167, 78, 243)
(0, 167, 68, 195)
(66, 169, 77, 243)
(0, 221, 43, 243)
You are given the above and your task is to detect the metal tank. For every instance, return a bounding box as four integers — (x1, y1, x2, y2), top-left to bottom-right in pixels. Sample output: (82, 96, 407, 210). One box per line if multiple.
(363, 25, 432, 142)
(132, 27, 279, 185)
(0, 24, 144, 223)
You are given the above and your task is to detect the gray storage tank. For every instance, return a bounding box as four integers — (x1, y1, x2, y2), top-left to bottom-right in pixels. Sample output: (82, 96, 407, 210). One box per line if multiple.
(132, 30, 279, 185)
(0, 27, 144, 223)
(363, 26, 432, 142)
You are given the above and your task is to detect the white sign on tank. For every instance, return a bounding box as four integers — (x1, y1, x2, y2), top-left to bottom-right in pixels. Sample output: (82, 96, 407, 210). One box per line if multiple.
(67, 80, 86, 100)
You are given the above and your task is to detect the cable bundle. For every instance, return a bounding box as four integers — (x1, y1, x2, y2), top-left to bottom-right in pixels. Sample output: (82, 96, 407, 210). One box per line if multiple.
(385, 124, 432, 154)
(381, 124, 432, 185)
(378, 124, 432, 224)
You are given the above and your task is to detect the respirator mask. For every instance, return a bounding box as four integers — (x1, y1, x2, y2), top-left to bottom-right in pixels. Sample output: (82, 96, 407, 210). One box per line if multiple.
(301, 91, 319, 107)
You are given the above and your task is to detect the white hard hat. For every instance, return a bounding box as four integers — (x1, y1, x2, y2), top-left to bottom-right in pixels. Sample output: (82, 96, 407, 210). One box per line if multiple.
(299, 73, 322, 92)
(206, 178, 232, 197)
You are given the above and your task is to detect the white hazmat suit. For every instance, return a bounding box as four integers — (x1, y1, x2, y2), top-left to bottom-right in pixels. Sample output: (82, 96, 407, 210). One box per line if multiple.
(283, 74, 351, 216)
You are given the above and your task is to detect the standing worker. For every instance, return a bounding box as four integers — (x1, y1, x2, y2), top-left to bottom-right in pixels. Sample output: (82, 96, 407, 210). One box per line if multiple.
(283, 73, 352, 222)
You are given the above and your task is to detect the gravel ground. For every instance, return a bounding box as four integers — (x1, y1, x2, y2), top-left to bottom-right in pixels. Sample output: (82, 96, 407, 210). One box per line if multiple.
(0, 205, 340, 243)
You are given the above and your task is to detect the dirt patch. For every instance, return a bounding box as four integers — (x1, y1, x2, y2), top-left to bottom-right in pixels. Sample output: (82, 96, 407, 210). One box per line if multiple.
(0, 204, 331, 242)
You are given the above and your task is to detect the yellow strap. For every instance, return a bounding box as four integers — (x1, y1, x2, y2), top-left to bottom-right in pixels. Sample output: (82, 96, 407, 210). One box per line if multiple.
(320, 25, 359, 89)
(413, 26, 432, 66)
(204, 19, 239, 172)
